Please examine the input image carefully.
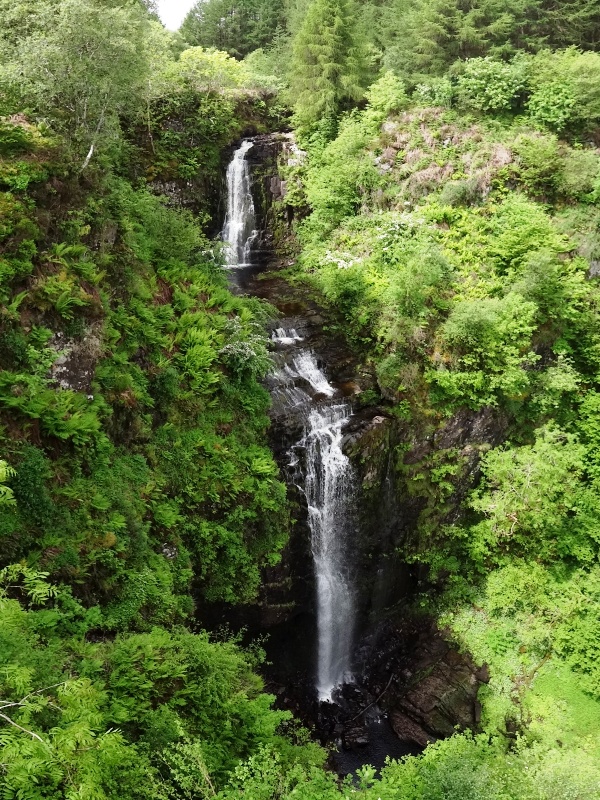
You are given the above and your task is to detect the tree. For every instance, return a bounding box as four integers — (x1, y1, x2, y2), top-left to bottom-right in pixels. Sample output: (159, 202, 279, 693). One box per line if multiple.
(289, 0, 366, 129)
(12, 0, 149, 167)
(380, 0, 600, 82)
(181, 0, 285, 59)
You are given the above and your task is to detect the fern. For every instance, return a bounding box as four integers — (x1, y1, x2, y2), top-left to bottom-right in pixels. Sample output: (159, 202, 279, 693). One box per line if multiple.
(0, 460, 15, 507)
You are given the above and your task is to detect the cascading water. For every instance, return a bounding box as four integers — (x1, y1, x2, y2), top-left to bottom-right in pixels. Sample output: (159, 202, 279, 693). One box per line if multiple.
(270, 333, 357, 701)
(219, 138, 425, 771)
(300, 400, 356, 700)
(222, 141, 357, 702)
(222, 140, 258, 268)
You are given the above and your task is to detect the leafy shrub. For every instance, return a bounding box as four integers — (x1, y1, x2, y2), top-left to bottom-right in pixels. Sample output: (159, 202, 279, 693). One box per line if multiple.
(301, 113, 380, 238)
(439, 177, 482, 206)
(559, 149, 600, 198)
(528, 48, 600, 133)
(456, 56, 528, 113)
(485, 194, 568, 273)
(466, 425, 595, 565)
(167, 46, 250, 95)
(413, 78, 454, 107)
(0, 120, 33, 156)
(430, 292, 538, 408)
(528, 82, 577, 133)
(365, 71, 408, 117)
(512, 132, 561, 197)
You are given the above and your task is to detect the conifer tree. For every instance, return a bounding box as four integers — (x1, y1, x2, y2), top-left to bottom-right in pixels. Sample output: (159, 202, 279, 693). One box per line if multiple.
(289, 0, 365, 129)
(181, 0, 284, 58)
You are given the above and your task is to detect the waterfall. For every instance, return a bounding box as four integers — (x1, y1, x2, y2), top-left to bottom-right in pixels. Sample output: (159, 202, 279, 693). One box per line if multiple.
(221, 143, 357, 701)
(222, 140, 258, 268)
(270, 336, 356, 701)
(300, 401, 356, 700)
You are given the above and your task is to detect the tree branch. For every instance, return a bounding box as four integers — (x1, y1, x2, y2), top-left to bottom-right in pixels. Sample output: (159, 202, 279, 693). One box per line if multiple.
(0, 712, 45, 743)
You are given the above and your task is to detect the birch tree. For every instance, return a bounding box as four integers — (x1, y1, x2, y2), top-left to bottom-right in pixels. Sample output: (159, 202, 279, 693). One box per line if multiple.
(15, 0, 149, 168)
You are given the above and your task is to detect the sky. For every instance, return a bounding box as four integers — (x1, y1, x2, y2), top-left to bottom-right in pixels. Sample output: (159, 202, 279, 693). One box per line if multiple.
(156, 0, 197, 31)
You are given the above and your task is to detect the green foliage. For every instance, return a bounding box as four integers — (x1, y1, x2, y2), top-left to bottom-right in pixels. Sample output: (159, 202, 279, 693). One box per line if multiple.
(289, 0, 367, 129)
(0, 121, 33, 156)
(413, 78, 454, 108)
(527, 48, 600, 133)
(511, 132, 562, 196)
(379, 0, 600, 81)
(0, 458, 15, 506)
(431, 292, 538, 408)
(167, 47, 253, 95)
(455, 56, 528, 113)
(300, 111, 380, 239)
(365, 71, 408, 118)
(463, 425, 597, 567)
(0, 584, 308, 800)
(181, 0, 285, 59)
(11, 0, 149, 163)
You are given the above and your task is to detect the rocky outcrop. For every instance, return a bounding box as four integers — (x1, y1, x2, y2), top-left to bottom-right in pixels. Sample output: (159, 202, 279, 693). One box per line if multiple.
(48, 325, 103, 394)
(245, 133, 290, 261)
(360, 619, 488, 748)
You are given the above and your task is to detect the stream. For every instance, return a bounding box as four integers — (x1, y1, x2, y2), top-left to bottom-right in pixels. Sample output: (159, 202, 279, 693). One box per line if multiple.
(221, 138, 417, 773)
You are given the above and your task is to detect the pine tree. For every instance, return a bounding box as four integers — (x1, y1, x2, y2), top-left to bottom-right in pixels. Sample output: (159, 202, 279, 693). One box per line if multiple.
(181, 0, 284, 59)
(289, 0, 365, 129)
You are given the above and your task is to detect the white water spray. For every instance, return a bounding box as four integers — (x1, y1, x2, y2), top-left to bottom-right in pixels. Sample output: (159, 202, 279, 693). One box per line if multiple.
(301, 400, 356, 700)
(272, 328, 303, 346)
(222, 140, 258, 267)
(271, 338, 356, 701)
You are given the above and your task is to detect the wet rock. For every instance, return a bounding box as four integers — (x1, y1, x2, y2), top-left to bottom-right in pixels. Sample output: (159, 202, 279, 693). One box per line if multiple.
(434, 405, 508, 450)
(343, 725, 370, 749)
(390, 712, 433, 748)
(359, 620, 487, 749)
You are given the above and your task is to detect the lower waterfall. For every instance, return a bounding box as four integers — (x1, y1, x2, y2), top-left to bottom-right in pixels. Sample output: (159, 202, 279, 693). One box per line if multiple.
(300, 401, 356, 700)
(271, 335, 357, 701)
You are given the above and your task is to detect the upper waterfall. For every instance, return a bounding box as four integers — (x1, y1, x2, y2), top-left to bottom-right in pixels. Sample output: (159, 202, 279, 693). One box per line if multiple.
(222, 140, 258, 268)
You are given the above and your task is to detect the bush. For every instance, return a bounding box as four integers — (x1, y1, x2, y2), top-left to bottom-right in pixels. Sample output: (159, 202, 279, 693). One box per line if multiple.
(528, 82, 576, 133)
(456, 56, 528, 113)
(559, 149, 600, 198)
(512, 132, 562, 197)
(528, 48, 600, 133)
(365, 71, 408, 117)
(0, 120, 33, 156)
(413, 78, 454, 107)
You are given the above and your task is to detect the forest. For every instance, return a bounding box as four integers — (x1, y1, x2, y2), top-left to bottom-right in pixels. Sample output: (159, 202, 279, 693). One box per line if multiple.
(1, 0, 600, 797)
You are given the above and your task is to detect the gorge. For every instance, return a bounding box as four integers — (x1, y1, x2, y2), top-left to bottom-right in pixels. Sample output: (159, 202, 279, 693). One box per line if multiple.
(219, 137, 486, 767)
(224, 140, 358, 703)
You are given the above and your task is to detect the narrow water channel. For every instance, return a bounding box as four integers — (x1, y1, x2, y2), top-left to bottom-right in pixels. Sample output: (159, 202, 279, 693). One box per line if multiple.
(220, 138, 419, 774)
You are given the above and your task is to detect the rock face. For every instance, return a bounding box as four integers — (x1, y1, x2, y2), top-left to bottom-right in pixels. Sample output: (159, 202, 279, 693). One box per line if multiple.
(244, 133, 290, 261)
(48, 326, 103, 393)
(359, 619, 489, 748)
